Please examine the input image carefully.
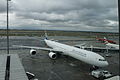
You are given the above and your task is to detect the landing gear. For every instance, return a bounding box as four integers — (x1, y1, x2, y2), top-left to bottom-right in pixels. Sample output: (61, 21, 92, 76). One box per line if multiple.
(89, 66, 99, 72)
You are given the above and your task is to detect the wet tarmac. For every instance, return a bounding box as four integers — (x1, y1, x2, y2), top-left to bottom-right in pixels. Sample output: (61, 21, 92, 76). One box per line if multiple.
(0, 36, 119, 80)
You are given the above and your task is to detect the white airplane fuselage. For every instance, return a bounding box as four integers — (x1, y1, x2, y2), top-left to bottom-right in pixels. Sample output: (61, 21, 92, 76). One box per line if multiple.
(106, 43, 119, 49)
(45, 39, 108, 67)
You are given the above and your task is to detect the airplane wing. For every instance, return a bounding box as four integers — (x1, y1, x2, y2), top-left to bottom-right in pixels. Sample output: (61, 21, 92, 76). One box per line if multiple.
(74, 43, 86, 46)
(84, 46, 107, 50)
(12, 45, 62, 52)
(74, 43, 87, 49)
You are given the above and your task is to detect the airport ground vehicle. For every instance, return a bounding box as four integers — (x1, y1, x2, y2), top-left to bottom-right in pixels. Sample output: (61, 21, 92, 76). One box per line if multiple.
(91, 69, 112, 79)
(104, 76, 119, 80)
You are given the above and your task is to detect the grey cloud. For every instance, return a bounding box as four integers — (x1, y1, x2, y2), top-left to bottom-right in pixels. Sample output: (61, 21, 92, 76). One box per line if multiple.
(12, 0, 118, 22)
(0, 0, 118, 32)
(0, 0, 6, 12)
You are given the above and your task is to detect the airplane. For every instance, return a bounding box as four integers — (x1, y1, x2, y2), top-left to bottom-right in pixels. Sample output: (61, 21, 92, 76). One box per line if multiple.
(13, 37, 109, 68)
(105, 41, 119, 50)
(96, 37, 116, 44)
(74, 43, 119, 52)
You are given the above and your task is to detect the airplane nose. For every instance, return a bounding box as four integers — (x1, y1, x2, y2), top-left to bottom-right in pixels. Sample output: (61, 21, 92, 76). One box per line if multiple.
(104, 61, 109, 66)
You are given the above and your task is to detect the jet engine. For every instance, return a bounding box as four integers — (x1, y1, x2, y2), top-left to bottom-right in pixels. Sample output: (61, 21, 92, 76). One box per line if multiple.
(49, 52, 57, 59)
(30, 49, 37, 55)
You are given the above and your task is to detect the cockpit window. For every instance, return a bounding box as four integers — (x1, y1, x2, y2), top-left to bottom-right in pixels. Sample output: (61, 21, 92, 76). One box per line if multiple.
(99, 59, 106, 61)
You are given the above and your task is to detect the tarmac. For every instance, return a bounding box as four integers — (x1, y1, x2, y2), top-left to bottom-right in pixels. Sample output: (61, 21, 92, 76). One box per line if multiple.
(0, 36, 119, 80)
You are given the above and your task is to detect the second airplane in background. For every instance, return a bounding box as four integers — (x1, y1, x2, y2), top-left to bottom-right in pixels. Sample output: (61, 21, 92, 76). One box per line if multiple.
(96, 37, 116, 44)
(105, 41, 119, 50)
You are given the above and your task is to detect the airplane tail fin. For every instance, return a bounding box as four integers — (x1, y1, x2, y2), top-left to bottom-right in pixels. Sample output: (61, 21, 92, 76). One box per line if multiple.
(95, 36, 99, 40)
(43, 30, 58, 41)
(44, 30, 48, 40)
(104, 37, 106, 39)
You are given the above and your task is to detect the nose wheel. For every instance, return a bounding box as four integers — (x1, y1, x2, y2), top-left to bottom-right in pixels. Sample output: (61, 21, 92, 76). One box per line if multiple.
(89, 66, 99, 72)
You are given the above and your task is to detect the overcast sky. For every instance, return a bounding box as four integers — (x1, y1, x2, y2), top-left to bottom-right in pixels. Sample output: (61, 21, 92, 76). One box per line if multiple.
(0, 0, 118, 32)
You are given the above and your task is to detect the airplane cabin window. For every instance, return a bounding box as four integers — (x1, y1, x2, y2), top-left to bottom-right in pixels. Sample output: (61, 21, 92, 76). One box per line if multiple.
(99, 59, 106, 61)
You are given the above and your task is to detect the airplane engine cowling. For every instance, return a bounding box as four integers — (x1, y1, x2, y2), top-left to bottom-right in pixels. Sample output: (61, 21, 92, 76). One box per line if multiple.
(49, 52, 57, 59)
(30, 49, 37, 55)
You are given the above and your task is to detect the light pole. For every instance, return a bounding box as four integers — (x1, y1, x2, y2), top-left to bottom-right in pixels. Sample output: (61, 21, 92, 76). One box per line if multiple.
(7, 0, 11, 54)
(5, 1, 11, 80)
